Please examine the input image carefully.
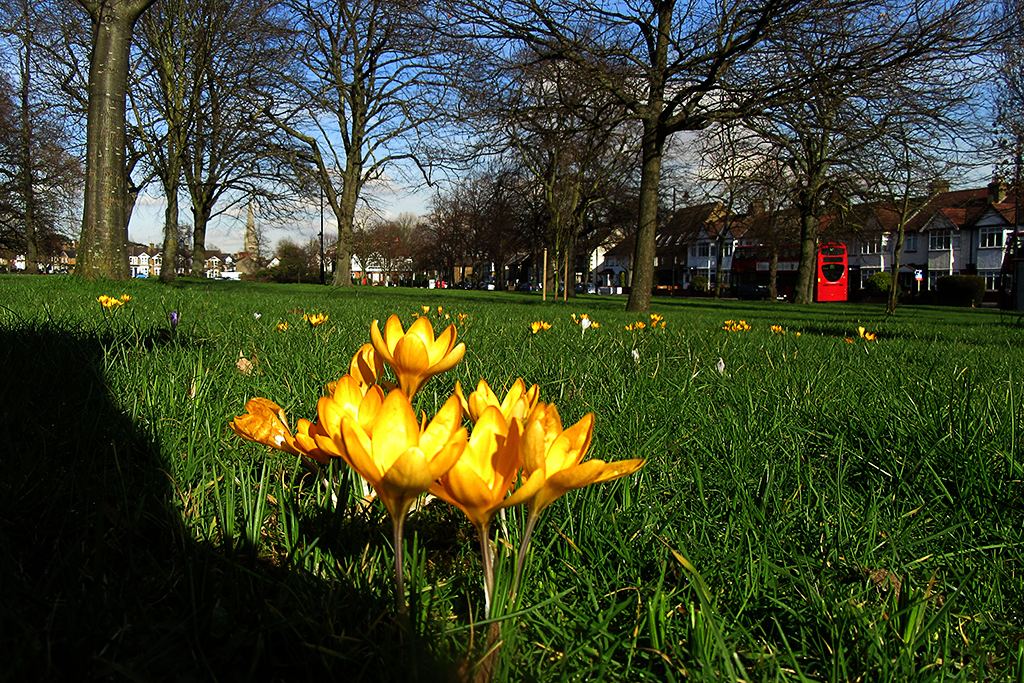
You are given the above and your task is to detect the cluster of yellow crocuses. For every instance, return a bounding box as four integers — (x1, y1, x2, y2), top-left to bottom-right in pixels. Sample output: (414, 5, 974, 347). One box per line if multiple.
(97, 294, 131, 309)
(625, 313, 665, 331)
(722, 319, 751, 332)
(230, 313, 645, 617)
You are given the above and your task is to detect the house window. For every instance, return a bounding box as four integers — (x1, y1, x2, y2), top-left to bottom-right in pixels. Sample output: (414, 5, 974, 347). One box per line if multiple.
(861, 238, 883, 254)
(928, 230, 957, 251)
(903, 234, 918, 252)
(979, 269, 1001, 291)
(860, 267, 879, 288)
(697, 243, 710, 258)
(979, 227, 1004, 249)
(690, 245, 698, 258)
(723, 242, 734, 257)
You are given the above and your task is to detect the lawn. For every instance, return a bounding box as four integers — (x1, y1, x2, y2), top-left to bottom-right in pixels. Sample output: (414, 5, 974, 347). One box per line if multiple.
(1, 275, 1022, 682)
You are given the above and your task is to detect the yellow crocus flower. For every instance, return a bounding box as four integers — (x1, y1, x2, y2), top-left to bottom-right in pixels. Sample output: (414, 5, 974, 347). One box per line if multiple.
(455, 377, 540, 424)
(430, 405, 521, 617)
(306, 313, 329, 326)
(338, 390, 466, 521)
(370, 314, 465, 398)
(503, 402, 645, 516)
(230, 397, 304, 457)
(431, 406, 521, 530)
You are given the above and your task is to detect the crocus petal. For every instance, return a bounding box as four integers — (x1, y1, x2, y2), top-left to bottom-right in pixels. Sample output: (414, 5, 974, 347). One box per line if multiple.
(543, 414, 595, 472)
(419, 393, 464, 456)
(497, 468, 548, 510)
(350, 343, 384, 389)
(295, 419, 330, 464)
(338, 416, 382, 484)
(533, 458, 646, 513)
(230, 397, 301, 456)
(466, 379, 500, 423)
(378, 447, 437, 518)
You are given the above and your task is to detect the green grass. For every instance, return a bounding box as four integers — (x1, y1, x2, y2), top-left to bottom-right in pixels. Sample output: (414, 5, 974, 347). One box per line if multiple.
(1, 274, 1022, 682)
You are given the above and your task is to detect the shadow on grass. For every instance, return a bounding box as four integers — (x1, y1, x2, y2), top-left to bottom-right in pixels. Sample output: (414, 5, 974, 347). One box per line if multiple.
(0, 322, 466, 682)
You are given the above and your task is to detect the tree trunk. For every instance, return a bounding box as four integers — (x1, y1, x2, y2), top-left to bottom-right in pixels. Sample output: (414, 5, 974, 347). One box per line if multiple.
(626, 120, 663, 312)
(794, 212, 819, 304)
(76, 0, 155, 280)
(160, 182, 179, 282)
(331, 168, 359, 287)
(564, 238, 575, 299)
(191, 204, 210, 277)
(769, 246, 779, 301)
(19, 39, 39, 275)
(713, 233, 727, 299)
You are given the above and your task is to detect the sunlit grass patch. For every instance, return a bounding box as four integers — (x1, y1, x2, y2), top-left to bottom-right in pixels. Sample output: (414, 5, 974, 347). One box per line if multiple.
(1, 275, 1021, 681)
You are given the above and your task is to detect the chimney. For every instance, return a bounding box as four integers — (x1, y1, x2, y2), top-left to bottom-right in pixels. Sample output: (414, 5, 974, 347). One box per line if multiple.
(989, 176, 1007, 204)
(928, 179, 949, 196)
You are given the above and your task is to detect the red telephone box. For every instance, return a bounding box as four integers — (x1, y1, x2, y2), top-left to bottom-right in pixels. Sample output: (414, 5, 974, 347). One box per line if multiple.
(816, 243, 848, 302)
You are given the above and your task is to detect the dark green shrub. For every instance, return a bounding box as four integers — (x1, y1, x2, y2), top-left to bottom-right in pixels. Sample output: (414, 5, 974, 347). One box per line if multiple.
(865, 271, 892, 297)
(936, 274, 984, 307)
(690, 274, 709, 293)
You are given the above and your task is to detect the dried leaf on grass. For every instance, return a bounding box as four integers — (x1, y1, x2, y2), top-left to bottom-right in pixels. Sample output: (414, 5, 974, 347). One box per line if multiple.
(237, 350, 258, 375)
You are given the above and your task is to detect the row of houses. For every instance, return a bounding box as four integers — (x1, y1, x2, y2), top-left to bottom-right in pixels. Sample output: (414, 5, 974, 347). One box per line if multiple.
(3, 179, 1018, 298)
(0, 242, 261, 278)
(125, 244, 266, 279)
(589, 179, 1020, 297)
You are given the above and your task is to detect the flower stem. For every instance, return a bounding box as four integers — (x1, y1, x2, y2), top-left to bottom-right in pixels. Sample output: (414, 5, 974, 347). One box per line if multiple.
(392, 513, 408, 616)
(478, 522, 494, 619)
(510, 510, 540, 606)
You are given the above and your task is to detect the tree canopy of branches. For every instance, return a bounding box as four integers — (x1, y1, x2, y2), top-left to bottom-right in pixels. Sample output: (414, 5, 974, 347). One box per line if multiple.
(0, 4, 81, 272)
(457, 0, 841, 310)
(268, 0, 463, 286)
(491, 56, 637, 298)
(742, 0, 991, 303)
(995, 0, 1024, 194)
(171, 0, 296, 277)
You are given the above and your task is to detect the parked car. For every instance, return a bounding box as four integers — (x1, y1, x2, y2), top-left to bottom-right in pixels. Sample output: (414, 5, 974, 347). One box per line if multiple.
(736, 283, 769, 300)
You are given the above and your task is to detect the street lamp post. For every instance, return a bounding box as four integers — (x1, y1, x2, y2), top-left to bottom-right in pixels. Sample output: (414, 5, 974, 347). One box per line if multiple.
(319, 185, 325, 285)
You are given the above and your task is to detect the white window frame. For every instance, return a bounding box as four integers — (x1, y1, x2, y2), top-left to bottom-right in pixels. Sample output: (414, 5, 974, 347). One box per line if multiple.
(979, 269, 1001, 291)
(928, 230, 957, 251)
(979, 227, 1004, 249)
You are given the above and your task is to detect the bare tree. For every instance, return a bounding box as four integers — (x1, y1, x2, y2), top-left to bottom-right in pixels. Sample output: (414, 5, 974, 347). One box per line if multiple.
(995, 0, 1024, 267)
(692, 124, 772, 297)
(268, 0, 462, 286)
(131, 0, 203, 282)
(476, 54, 638, 298)
(74, 0, 155, 279)
(426, 184, 472, 283)
(745, 0, 991, 304)
(175, 0, 296, 278)
(854, 117, 963, 314)
(359, 214, 418, 285)
(457, 0, 842, 310)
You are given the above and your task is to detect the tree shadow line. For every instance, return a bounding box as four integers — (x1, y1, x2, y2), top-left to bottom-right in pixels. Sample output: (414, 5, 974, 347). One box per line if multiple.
(0, 322, 498, 682)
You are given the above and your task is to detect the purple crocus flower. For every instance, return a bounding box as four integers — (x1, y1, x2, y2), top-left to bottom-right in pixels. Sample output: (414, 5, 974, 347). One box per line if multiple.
(170, 311, 179, 330)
